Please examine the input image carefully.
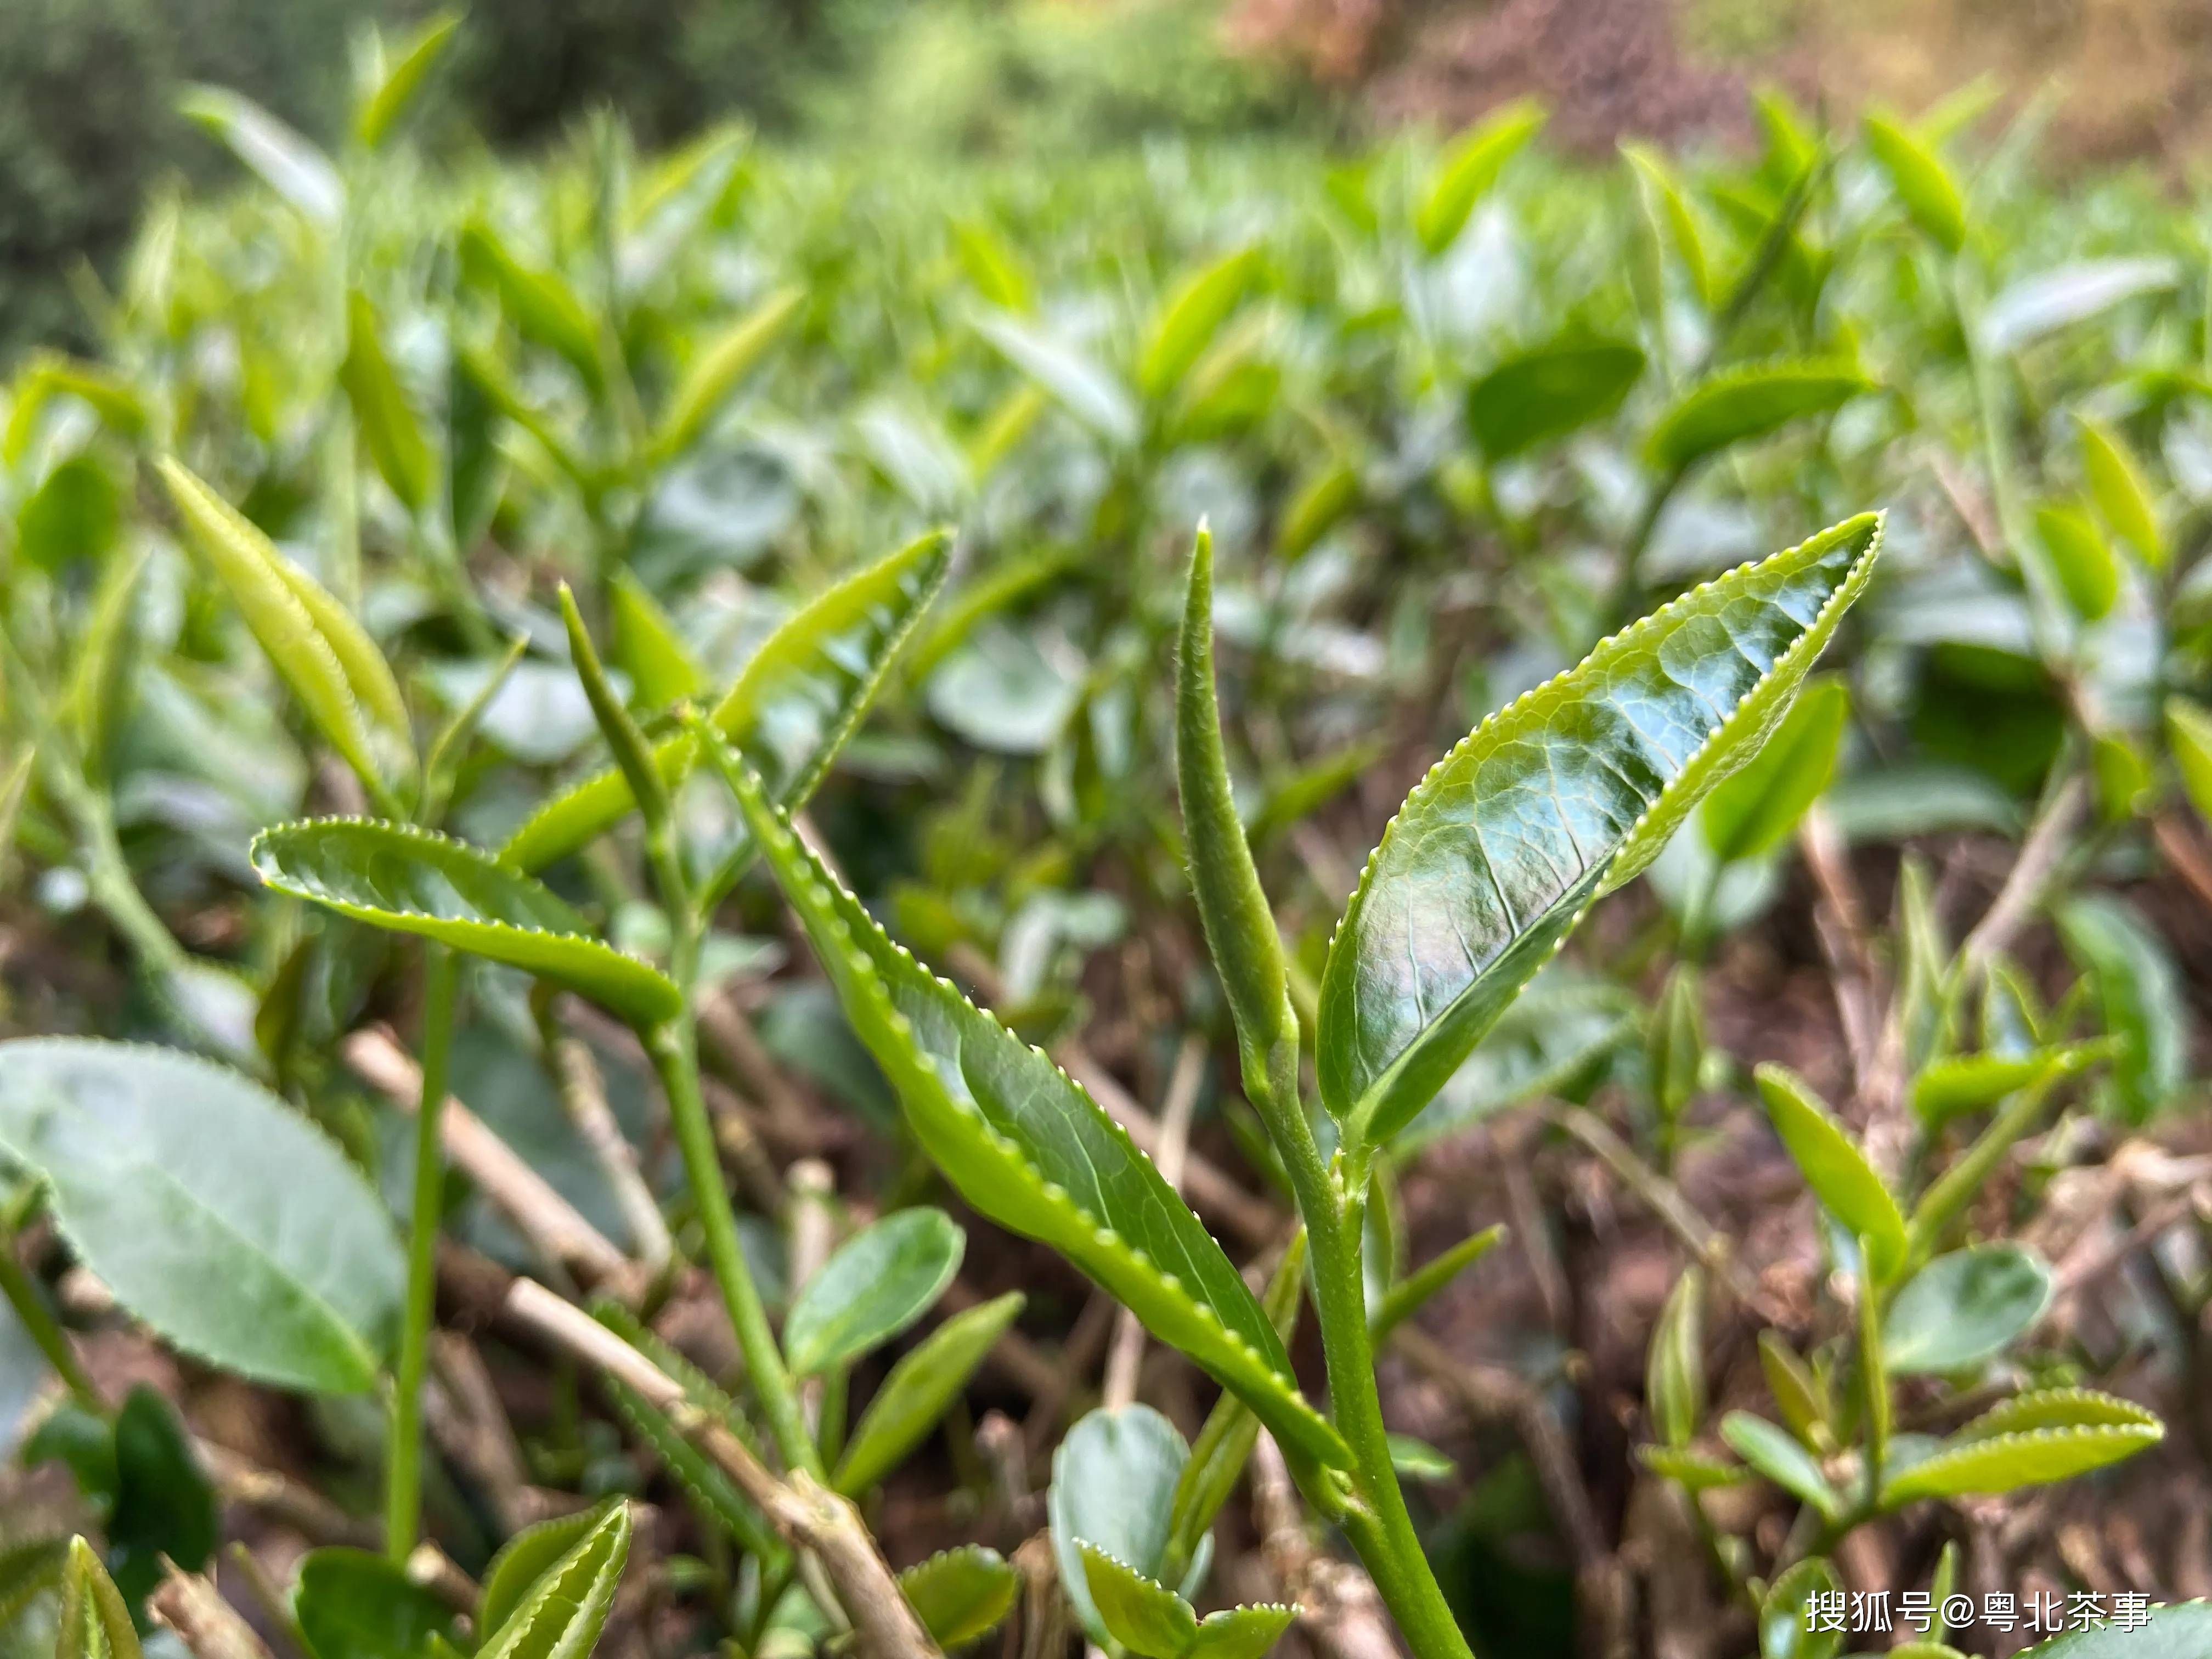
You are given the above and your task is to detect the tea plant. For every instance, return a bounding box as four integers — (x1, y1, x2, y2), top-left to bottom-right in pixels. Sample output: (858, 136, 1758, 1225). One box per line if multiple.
(3, 21, 2212, 1659)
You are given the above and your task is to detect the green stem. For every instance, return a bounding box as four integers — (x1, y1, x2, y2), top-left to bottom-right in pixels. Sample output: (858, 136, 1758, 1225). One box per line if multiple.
(1256, 1048, 1475, 1659)
(0, 1190, 101, 1412)
(646, 1015, 819, 1477)
(387, 944, 459, 1560)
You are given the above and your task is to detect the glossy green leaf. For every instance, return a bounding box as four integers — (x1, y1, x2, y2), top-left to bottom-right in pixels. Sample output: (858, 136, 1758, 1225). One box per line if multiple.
(1178, 527, 1298, 1081)
(1963, 1387, 2160, 1440)
(2058, 893, 2186, 1121)
(1647, 1267, 1704, 1449)
(500, 529, 950, 873)
(459, 223, 603, 388)
(1415, 99, 1545, 255)
(1141, 246, 1264, 402)
(1645, 360, 1874, 473)
(1911, 1050, 2055, 1127)
(108, 1385, 218, 1606)
(1318, 514, 1881, 1148)
(2168, 696, 2212, 826)
(179, 86, 342, 228)
(1467, 336, 1644, 461)
(1051, 1406, 1190, 1645)
(1757, 1332, 1827, 1446)
(479, 1508, 610, 1641)
(159, 457, 411, 792)
(784, 1206, 963, 1375)
(1883, 1244, 2053, 1374)
(837, 1290, 1025, 1497)
(55, 1538, 137, 1659)
(898, 1546, 1020, 1649)
(718, 754, 1347, 1468)
(295, 1548, 458, 1659)
(252, 819, 681, 1028)
(1756, 1064, 1908, 1283)
(1370, 1223, 1502, 1340)
(2080, 415, 2163, 567)
(1863, 111, 1967, 253)
(2036, 501, 2119, 623)
(1720, 1410, 1839, 1520)
(340, 289, 435, 514)
(2015, 1605, 2212, 1658)
(1702, 675, 1848, 862)
(1760, 1557, 1843, 1659)
(558, 585, 669, 837)
(973, 309, 1140, 447)
(0, 1040, 402, 1393)
(609, 572, 706, 709)
(652, 286, 804, 462)
(356, 10, 460, 149)
(476, 1500, 631, 1659)
(1879, 1417, 2162, 1505)
(1081, 1546, 1200, 1659)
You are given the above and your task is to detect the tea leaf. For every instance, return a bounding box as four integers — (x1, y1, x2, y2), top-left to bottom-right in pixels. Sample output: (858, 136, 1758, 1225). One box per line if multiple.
(609, 571, 706, 709)
(973, 309, 1140, 447)
(1621, 142, 1714, 308)
(1882, 1244, 2053, 1374)
(1370, 1224, 1503, 1340)
(1702, 674, 1848, 862)
(2166, 696, 2212, 826)
(1415, 99, 1545, 255)
(340, 289, 435, 515)
(476, 1500, 631, 1659)
(479, 1508, 614, 1641)
(459, 223, 603, 389)
(718, 759, 1350, 1469)
(652, 285, 804, 462)
(1760, 1557, 1844, 1659)
(784, 1206, 964, 1375)
(108, 1386, 218, 1606)
(1080, 1546, 1199, 1659)
(0, 1039, 401, 1393)
(159, 457, 411, 793)
(2079, 415, 2163, 567)
(1962, 1387, 2159, 1440)
(2035, 501, 2119, 622)
(1879, 1420, 2162, 1504)
(355, 10, 460, 150)
(837, 1291, 1024, 1497)
(500, 529, 950, 874)
(898, 1546, 1020, 1649)
(1141, 246, 1265, 402)
(2058, 894, 2186, 1122)
(1720, 1411, 1839, 1520)
(55, 1538, 138, 1659)
(1467, 336, 1645, 461)
(179, 86, 342, 228)
(1756, 1064, 1908, 1283)
(1647, 1267, 1705, 1449)
(294, 1548, 459, 1658)
(1051, 1406, 1190, 1644)
(251, 819, 682, 1029)
(2013, 1605, 2212, 1658)
(1863, 110, 1967, 253)
(1982, 258, 2179, 354)
(1646, 360, 1874, 473)
(1318, 514, 1881, 1148)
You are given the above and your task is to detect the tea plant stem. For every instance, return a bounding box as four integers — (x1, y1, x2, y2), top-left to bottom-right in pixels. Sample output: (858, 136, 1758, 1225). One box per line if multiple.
(1253, 1046, 1476, 1659)
(387, 942, 458, 1560)
(0, 1188, 101, 1411)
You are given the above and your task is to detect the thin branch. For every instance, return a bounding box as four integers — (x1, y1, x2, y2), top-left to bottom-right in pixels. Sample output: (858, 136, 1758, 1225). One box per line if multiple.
(550, 1021, 673, 1273)
(149, 1565, 276, 1659)
(1957, 775, 2088, 985)
(346, 1028, 638, 1296)
(504, 1277, 942, 1659)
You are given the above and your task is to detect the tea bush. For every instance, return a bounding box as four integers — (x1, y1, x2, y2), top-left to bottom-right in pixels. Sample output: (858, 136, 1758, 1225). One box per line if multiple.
(2, 27, 2211, 1659)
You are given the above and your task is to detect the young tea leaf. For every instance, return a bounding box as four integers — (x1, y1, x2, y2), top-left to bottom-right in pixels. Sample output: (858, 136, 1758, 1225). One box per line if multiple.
(1720, 1411, 1839, 1521)
(2079, 415, 2163, 567)
(1415, 99, 1545, 255)
(783, 1206, 964, 1375)
(339, 289, 435, 515)
(1878, 1420, 2162, 1505)
(294, 1548, 459, 1659)
(178, 86, 342, 228)
(1701, 674, 1848, 863)
(1882, 1244, 2053, 1374)
(1467, 336, 1645, 461)
(500, 529, 950, 874)
(251, 819, 682, 1029)
(2035, 501, 2119, 623)
(836, 1291, 1025, 1497)
(1318, 513, 1882, 1148)
(716, 757, 1349, 1470)
(1756, 1064, 1908, 1283)
(652, 286, 804, 462)
(1647, 1267, 1705, 1449)
(1141, 246, 1265, 403)
(1645, 360, 1875, 474)
(1862, 110, 1967, 253)
(476, 1499, 631, 1659)
(1080, 1545, 1200, 1659)
(1051, 1406, 1190, 1645)
(55, 1538, 138, 1659)
(898, 1546, 1020, 1650)
(0, 1040, 402, 1393)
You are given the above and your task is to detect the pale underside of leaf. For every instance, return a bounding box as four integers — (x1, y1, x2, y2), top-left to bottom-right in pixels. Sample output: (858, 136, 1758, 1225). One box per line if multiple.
(721, 763, 1351, 1470)
(1317, 512, 1882, 1148)
(251, 818, 681, 1029)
